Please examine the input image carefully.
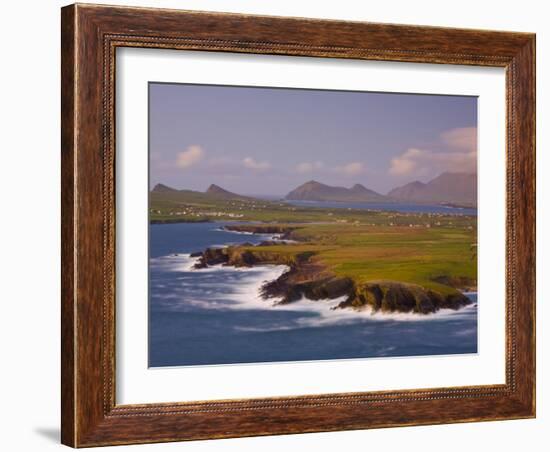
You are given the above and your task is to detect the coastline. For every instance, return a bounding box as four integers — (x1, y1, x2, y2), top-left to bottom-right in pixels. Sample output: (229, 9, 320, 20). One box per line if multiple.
(189, 224, 475, 315)
(165, 251, 477, 321)
(150, 218, 212, 225)
(149, 221, 478, 366)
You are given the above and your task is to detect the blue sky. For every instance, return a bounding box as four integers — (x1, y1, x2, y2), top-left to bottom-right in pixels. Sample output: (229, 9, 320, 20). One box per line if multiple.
(149, 83, 477, 195)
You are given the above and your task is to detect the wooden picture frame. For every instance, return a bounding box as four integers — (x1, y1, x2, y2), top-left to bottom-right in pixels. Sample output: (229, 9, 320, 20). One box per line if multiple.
(61, 3, 535, 447)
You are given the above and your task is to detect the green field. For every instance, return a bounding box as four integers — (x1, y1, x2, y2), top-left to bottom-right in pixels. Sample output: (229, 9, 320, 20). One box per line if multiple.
(238, 223, 476, 295)
(150, 191, 475, 228)
(150, 190, 477, 294)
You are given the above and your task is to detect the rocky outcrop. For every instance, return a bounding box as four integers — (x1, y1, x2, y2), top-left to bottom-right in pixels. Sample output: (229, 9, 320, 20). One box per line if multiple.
(191, 245, 472, 314)
(192, 245, 300, 270)
(336, 281, 471, 314)
(431, 275, 477, 292)
(262, 271, 355, 305)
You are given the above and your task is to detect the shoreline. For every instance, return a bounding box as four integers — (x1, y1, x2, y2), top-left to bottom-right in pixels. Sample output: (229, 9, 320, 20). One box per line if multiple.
(175, 251, 478, 318)
(189, 224, 475, 315)
(153, 253, 477, 334)
(150, 218, 212, 225)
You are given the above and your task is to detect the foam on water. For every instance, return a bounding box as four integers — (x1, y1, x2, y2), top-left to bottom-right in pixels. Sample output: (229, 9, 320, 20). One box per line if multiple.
(150, 253, 288, 310)
(150, 253, 477, 331)
(236, 294, 477, 331)
(149, 222, 478, 365)
(218, 227, 297, 243)
(149, 253, 198, 272)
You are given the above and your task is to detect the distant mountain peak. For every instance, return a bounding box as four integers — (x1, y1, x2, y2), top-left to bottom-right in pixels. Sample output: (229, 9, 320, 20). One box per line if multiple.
(205, 184, 251, 200)
(206, 184, 228, 194)
(285, 181, 386, 202)
(350, 183, 368, 192)
(303, 180, 323, 186)
(152, 183, 178, 193)
(388, 172, 476, 206)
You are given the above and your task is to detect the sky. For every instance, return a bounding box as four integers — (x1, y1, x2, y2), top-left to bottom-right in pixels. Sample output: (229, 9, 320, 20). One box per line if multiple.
(149, 82, 477, 196)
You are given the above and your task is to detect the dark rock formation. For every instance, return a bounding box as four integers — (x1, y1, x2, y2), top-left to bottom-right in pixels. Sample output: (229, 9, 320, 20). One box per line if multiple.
(337, 281, 471, 314)
(192, 247, 230, 269)
(192, 245, 300, 270)
(431, 275, 477, 292)
(191, 244, 472, 314)
(265, 274, 355, 305)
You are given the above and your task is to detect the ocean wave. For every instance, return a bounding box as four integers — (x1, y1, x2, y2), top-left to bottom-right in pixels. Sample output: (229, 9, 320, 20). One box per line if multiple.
(214, 226, 293, 243)
(238, 296, 477, 331)
(212, 227, 254, 235)
(151, 253, 477, 330)
(151, 254, 288, 310)
(149, 253, 199, 272)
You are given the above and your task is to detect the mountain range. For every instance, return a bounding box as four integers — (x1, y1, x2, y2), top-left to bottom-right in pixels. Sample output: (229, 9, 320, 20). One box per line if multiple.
(284, 172, 476, 205)
(151, 183, 255, 202)
(152, 172, 477, 206)
(387, 172, 477, 205)
(285, 180, 386, 202)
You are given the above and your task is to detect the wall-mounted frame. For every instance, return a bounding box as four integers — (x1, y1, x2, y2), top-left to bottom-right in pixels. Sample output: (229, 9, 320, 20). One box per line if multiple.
(61, 3, 535, 447)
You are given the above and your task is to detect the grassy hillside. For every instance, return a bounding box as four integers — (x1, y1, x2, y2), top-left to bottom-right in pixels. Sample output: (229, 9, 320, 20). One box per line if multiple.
(234, 223, 476, 295)
(150, 190, 476, 228)
(151, 189, 477, 295)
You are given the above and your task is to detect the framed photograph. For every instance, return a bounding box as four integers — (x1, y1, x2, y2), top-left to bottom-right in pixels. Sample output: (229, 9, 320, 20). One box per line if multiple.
(61, 3, 535, 447)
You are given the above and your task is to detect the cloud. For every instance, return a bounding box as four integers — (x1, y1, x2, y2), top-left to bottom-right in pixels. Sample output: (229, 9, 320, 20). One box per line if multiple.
(242, 157, 271, 171)
(389, 127, 477, 177)
(295, 161, 324, 173)
(389, 148, 476, 176)
(389, 149, 426, 176)
(176, 145, 204, 169)
(441, 127, 477, 151)
(334, 162, 365, 176)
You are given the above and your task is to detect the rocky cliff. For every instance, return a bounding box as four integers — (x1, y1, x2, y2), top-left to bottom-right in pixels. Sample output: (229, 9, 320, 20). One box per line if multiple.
(191, 239, 472, 315)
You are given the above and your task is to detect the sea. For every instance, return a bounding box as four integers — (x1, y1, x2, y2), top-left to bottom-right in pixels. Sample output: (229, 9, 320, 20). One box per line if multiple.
(284, 200, 477, 216)
(149, 202, 477, 367)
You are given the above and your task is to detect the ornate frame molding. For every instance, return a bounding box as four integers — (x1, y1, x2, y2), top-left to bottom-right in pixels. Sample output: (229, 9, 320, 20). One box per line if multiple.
(62, 4, 535, 447)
